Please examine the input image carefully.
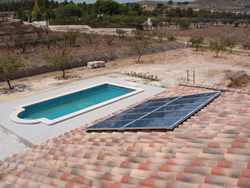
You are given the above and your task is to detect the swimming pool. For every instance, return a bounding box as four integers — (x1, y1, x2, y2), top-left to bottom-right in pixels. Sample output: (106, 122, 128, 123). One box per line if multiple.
(11, 82, 144, 125)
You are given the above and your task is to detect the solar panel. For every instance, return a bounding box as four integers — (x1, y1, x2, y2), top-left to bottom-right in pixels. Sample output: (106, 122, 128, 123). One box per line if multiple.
(85, 92, 220, 131)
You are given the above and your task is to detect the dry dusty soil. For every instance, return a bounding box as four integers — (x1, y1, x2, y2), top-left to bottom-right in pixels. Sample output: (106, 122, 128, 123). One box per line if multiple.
(0, 47, 249, 104)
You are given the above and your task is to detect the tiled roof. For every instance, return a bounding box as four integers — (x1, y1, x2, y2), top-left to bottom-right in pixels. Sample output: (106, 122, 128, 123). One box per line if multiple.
(0, 85, 250, 188)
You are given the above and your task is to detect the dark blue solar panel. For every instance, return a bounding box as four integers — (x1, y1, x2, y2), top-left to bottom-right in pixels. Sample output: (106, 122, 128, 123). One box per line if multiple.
(155, 104, 196, 111)
(126, 107, 158, 114)
(143, 110, 191, 119)
(146, 96, 178, 103)
(106, 113, 146, 121)
(132, 101, 168, 108)
(87, 120, 131, 129)
(180, 92, 217, 99)
(86, 92, 220, 131)
(124, 118, 180, 128)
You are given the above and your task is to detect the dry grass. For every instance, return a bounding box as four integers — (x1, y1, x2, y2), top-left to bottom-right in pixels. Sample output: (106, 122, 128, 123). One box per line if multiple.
(0, 47, 249, 103)
(163, 26, 250, 45)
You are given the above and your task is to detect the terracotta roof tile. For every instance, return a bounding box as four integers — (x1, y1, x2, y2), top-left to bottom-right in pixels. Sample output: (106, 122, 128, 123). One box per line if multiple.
(205, 175, 239, 187)
(176, 172, 205, 184)
(198, 184, 225, 188)
(168, 180, 199, 188)
(0, 85, 249, 187)
(130, 169, 153, 179)
(217, 160, 248, 169)
(142, 178, 168, 187)
(238, 177, 250, 187)
(151, 171, 177, 180)
(111, 167, 132, 176)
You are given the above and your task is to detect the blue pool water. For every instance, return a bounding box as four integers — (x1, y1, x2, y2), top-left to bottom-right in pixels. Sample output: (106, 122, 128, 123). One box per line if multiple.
(18, 84, 134, 120)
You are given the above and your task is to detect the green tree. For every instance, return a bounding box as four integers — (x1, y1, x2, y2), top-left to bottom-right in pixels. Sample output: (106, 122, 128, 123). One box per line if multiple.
(43, 35, 54, 50)
(190, 36, 204, 51)
(186, 8, 194, 17)
(132, 30, 146, 41)
(12, 23, 30, 53)
(95, 0, 120, 15)
(12, 22, 28, 38)
(32, 0, 45, 21)
(209, 40, 226, 57)
(46, 48, 72, 78)
(63, 31, 79, 46)
(32, 26, 45, 48)
(155, 30, 167, 42)
(168, 1, 173, 5)
(14, 37, 29, 53)
(0, 56, 24, 90)
(33, 26, 45, 39)
(157, 3, 164, 9)
(224, 39, 236, 54)
(17, 7, 26, 22)
(56, 4, 83, 18)
(131, 39, 150, 63)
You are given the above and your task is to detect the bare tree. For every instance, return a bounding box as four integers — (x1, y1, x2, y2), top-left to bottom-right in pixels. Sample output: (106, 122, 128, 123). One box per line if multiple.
(85, 32, 97, 44)
(131, 39, 150, 63)
(105, 35, 115, 45)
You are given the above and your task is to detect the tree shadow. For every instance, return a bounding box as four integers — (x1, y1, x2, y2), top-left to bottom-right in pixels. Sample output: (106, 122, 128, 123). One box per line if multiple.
(0, 84, 33, 95)
(213, 56, 227, 59)
(54, 74, 81, 80)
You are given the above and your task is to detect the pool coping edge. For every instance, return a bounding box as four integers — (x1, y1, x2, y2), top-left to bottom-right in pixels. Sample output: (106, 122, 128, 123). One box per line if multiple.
(10, 82, 144, 125)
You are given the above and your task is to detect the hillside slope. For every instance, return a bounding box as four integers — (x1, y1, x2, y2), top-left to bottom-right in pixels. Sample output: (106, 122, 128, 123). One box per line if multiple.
(195, 0, 250, 12)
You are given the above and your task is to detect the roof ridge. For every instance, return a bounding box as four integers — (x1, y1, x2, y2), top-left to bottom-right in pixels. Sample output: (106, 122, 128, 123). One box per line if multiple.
(179, 83, 250, 95)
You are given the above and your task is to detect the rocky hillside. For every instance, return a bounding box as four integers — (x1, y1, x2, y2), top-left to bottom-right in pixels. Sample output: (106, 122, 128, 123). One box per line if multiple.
(194, 0, 250, 12)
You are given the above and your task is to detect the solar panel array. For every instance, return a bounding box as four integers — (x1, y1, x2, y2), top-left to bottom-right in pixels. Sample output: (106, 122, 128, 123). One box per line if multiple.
(85, 92, 220, 131)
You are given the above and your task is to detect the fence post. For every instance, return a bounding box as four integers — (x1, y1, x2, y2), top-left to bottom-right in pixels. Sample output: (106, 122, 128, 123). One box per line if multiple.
(193, 70, 195, 84)
(187, 70, 195, 84)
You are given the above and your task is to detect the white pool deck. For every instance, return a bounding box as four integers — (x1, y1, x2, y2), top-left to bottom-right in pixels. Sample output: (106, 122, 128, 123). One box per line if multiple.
(0, 77, 165, 160)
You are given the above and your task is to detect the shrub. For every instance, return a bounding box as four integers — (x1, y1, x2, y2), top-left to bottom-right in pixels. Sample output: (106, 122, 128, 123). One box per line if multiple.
(224, 39, 236, 54)
(167, 35, 176, 41)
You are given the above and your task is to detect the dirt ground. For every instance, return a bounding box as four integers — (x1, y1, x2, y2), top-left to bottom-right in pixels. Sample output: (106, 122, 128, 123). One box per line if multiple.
(0, 47, 249, 104)
(163, 26, 250, 46)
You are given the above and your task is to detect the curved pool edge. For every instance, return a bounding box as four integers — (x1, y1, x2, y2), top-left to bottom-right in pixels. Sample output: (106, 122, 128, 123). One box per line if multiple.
(10, 82, 144, 125)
